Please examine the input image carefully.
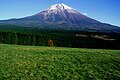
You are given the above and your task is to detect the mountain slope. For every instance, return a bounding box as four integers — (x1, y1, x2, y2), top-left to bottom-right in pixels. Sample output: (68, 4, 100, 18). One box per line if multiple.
(0, 3, 120, 33)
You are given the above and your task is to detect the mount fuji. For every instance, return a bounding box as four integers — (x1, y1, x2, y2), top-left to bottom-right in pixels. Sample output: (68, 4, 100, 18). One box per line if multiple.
(0, 3, 120, 33)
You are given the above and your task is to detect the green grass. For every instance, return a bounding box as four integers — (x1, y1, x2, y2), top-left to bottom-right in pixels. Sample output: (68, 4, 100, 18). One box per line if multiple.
(0, 44, 120, 80)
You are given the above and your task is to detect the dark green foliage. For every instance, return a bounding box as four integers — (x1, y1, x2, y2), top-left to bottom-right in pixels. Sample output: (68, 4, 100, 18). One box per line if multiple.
(0, 24, 120, 49)
(36, 35, 46, 46)
(30, 35, 36, 46)
(0, 31, 17, 44)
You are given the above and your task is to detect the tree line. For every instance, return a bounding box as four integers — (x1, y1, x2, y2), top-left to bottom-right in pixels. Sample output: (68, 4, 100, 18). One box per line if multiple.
(0, 30, 120, 49)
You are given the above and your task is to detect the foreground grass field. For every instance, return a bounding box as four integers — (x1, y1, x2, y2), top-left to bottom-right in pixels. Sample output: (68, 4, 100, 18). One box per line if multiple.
(0, 44, 120, 80)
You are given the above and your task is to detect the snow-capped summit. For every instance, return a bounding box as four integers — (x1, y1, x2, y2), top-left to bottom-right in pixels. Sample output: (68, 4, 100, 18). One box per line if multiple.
(45, 3, 77, 14)
(1, 3, 119, 33)
(35, 3, 99, 24)
(47, 3, 74, 11)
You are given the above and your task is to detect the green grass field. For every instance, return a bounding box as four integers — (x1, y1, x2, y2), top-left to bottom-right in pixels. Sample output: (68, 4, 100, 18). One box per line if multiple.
(0, 44, 120, 80)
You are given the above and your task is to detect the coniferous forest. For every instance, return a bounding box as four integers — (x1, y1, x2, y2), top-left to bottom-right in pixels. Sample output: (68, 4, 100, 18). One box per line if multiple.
(0, 24, 120, 49)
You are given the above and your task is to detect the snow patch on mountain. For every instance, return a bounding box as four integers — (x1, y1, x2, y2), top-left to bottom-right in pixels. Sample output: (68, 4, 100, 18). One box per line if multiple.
(46, 3, 77, 14)
(47, 3, 74, 11)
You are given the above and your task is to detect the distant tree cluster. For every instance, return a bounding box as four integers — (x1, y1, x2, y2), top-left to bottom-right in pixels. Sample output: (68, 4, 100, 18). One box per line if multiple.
(0, 30, 120, 49)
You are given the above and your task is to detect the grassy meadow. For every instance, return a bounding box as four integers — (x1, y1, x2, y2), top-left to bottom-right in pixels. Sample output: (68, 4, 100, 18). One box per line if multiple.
(0, 44, 120, 80)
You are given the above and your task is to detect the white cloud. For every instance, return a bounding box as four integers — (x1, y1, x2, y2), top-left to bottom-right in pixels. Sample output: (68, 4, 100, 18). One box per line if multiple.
(83, 13, 88, 16)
